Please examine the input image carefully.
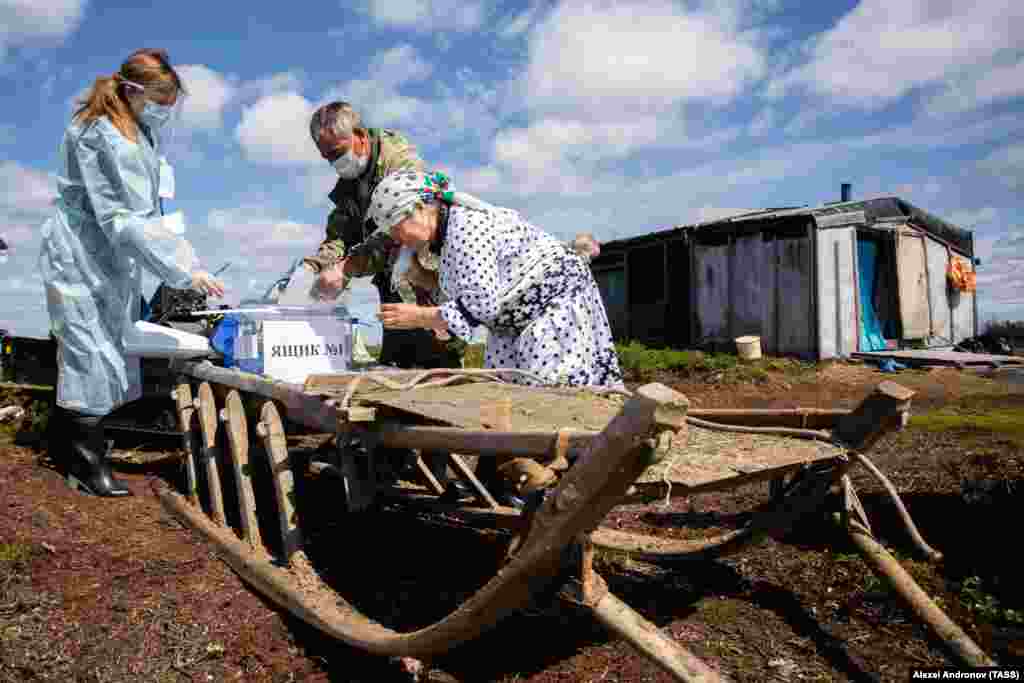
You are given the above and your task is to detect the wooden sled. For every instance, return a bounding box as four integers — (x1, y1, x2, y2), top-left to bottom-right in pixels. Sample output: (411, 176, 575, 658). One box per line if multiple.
(156, 362, 994, 681)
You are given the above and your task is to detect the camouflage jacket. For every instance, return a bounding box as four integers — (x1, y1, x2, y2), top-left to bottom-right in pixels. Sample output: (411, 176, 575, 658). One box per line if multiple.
(303, 128, 466, 358)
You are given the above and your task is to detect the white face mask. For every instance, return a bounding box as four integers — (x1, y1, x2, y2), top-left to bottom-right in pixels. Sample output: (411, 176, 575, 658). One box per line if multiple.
(332, 148, 370, 179)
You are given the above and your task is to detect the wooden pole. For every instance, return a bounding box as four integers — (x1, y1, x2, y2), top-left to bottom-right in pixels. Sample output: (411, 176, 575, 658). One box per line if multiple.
(564, 573, 730, 683)
(842, 519, 994, 668)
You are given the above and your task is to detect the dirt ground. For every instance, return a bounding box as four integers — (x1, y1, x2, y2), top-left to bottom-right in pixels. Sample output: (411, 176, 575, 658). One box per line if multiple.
(2, 361, 1023, 682)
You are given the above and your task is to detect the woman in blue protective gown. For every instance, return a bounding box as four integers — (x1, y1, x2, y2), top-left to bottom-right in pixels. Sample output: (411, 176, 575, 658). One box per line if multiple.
(38, 49, 224, 497)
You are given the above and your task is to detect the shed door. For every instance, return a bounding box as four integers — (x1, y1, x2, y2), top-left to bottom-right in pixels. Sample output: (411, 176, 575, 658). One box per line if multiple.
(896, 230, 931, 340)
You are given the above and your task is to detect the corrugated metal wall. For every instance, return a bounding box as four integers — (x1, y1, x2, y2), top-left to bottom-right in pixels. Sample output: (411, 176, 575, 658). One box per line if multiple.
(816, 227, 858, 359)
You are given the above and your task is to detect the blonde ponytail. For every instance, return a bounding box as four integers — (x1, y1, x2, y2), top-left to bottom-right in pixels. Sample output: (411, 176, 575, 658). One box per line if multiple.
(73, 74, 138, 141)
(72, 49, 183, 142)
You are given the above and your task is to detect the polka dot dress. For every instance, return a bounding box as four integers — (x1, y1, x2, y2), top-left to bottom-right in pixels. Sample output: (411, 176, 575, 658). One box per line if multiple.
(438, 206, 624, 389)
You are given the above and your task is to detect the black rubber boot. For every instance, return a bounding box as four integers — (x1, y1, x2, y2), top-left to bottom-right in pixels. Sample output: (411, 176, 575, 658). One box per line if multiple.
(63, 411, 131, 497)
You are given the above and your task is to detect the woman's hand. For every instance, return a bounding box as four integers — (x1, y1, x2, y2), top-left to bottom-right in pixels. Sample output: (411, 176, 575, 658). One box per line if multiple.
(315, 260, 348, 300)
(378, 303, 443, 330)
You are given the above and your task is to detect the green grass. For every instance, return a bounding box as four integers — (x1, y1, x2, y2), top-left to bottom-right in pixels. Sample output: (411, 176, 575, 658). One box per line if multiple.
(0, 542, 32, 565)
(909, 406, 1024, 446)
(463, 344, 485, 369)
(614, 341, 816, 383)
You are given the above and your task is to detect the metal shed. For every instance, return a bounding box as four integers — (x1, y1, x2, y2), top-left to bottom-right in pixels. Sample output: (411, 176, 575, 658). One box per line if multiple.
(590, 196, 978, 360)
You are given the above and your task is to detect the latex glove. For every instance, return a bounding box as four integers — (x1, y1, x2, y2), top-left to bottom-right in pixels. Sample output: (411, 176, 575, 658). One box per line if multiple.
(190, 271, 225, 298)
(315, 260, 348, 300)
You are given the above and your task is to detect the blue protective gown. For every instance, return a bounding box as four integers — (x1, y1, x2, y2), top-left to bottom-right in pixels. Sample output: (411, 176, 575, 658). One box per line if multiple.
(38, 116, 195, 416)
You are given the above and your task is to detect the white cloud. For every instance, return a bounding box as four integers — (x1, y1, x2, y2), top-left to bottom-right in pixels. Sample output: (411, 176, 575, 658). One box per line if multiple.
(0, 161, 57, 336)
(946, 208, 999, 231)
(978, 143, 1024, 190)
(178, 64, 236, 130)
(0, 0, 85, 60)
(773, 0, 1024, 106)
(0, 160, 55, 220)
(975, 229, 1024, 312)
(235, 92, 320, 166)
(238, 71, 304, 101)
(295, 167, 341, 209)
(322, 46, 500, 149)
(196, 206, 383, 328)
(361, 0, 488, 32)
(925, 58, 1024, 117)
(522, 0, 766, 112)
(499, 2, 543, 37)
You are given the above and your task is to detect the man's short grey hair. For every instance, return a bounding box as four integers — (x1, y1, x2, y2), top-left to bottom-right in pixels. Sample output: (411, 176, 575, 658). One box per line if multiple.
(309, 101, 363, 142)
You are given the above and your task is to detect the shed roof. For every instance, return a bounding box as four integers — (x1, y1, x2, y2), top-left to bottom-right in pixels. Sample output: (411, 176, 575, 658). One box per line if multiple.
(593, 196, 973, 257)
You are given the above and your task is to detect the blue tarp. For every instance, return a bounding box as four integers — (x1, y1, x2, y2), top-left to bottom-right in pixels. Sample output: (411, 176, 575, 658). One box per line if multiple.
(857, 240, 887, 352)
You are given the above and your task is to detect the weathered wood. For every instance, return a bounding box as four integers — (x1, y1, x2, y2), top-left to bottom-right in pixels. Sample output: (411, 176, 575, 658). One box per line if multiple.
(196, 382, 226, 525)
(414, 455, 447, 496)
(222, 390, 262, 550)
(447, 453, 500, 510)
(172, 381, 199, 504)
(843, 519, 994, 668)
(360, 423, 597, 458)
(155, 381, 687, 660)
(338, 441, 376, 512)
(594, 462, 844, 563)
(579, 535, 596, 603)
(175, 360, 339, 433)
(564, 573, 730, 683)
(849, 451, 942, 561)
(256, 401, 303, 562)
(832, 381, 915, 451)
(474, 398, 514, 492)
(378, 488, 523, 530)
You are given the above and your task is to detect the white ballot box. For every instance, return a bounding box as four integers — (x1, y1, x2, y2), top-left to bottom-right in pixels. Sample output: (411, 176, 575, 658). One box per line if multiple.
(261, 318, 352, 384)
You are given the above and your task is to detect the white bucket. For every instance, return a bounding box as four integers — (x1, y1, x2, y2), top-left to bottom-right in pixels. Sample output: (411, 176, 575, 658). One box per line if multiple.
(735, 335, 762, 361)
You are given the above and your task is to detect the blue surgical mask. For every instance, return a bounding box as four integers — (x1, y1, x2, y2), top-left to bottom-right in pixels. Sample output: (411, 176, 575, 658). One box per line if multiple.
(138, 100, 173, 130)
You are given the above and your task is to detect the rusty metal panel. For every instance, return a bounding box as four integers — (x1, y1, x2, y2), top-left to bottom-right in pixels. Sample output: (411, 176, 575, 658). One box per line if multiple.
(730, 235, 774, 351)
(815, 228, 857, 359)
(925, 237, 952, 343)
(897, 230, 931, 339)
(951, 259, 976, 344)
(776, 236, 814, 355)
(693, 243, 729, 343)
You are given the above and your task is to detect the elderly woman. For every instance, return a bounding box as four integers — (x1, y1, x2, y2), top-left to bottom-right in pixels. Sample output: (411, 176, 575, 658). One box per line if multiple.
(372, 170, 623, 388)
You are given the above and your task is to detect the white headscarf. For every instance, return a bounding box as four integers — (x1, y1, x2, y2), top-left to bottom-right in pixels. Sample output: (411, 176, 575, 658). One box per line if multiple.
(367, 170, 497, 238)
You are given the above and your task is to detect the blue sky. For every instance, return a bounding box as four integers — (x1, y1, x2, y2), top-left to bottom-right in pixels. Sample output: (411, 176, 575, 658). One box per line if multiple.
(1, 0, 1022, 343)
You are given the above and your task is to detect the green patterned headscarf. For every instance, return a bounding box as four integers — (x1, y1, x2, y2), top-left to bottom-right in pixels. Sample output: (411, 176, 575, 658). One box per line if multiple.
(367, 170, 496, 237)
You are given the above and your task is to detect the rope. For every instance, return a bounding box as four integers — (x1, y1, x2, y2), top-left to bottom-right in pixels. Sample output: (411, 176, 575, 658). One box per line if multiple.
(684, 416, 832, 441)
(848, 450, 943, 562)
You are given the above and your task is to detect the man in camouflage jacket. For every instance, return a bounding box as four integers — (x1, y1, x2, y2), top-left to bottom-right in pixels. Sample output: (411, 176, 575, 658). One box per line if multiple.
(304, 102, 465, 369)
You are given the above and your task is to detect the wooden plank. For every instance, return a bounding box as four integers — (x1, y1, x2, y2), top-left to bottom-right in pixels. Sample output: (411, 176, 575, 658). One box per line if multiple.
(447, 453, 499, 509)
(897, 230, 931, 340)
(778, 236, 814, 355)
(413, 455, 446, 496)
(256, 401, 303, 562)
(222, 390, 262, 550)
(354, 382, 626, 431)
(833, 381, 915, 451)
(172, 381, 199, 504)
(196, 382, 226, 525)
